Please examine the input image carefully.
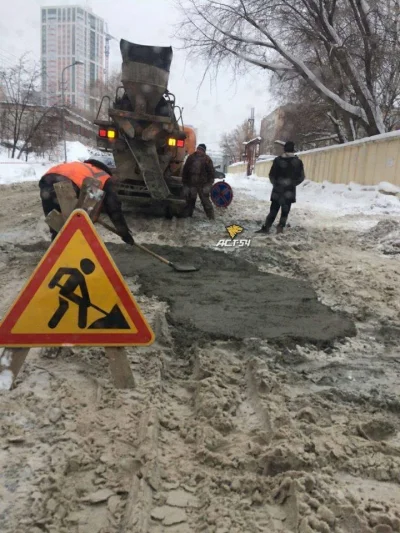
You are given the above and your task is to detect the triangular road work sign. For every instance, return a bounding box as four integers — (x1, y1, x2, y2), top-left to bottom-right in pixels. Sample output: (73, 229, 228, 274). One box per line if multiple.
(0, 209, 155, 347)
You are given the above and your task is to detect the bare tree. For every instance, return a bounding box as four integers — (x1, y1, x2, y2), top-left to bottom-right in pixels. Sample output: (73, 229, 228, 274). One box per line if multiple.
(23, 110, 61, 159)
(104, 69, 123, 101)
(279, 103, 341, 148)
(220, 119, 251, 161)
(269, 69, 349, 144)
(0, 54, 58, 159)
(83, 68, 122, 120)
(177, 0, 400, 139)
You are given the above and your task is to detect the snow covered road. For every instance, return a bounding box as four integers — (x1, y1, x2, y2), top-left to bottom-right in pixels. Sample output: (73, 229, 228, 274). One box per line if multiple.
(0, 166, 400, 532)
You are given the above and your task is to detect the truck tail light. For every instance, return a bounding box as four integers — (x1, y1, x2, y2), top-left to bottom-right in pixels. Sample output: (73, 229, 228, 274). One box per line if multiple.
(99, 128, 118, 139)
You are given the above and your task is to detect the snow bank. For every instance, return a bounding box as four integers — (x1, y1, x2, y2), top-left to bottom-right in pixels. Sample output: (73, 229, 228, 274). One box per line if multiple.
(225, 172, 400, 217)
(65, 141, 92, 162)
(0, 141, 100, 185)
(0, 150, 49, 184)
(225, 172, 272, 201)
(377, 181, 400, 194)
(298, 180, 400, 215)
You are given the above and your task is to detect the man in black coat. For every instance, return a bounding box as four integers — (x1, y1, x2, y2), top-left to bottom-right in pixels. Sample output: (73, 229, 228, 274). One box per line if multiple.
(255, 141, 305, 234)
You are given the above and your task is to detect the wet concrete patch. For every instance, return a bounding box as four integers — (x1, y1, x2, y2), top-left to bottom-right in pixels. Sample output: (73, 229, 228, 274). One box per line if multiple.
(107, 244, 356, 346)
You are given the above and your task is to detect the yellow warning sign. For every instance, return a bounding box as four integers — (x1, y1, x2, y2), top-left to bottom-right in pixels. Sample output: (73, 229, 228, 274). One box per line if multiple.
(0, 209, 155, 347)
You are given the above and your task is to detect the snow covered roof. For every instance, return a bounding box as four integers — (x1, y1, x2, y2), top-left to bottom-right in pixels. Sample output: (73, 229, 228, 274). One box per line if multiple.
(243, 137, 262, 146)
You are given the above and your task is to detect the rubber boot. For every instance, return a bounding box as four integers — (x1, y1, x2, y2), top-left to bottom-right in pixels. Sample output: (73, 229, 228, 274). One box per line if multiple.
(255, 224, 270, 234)
(276, 226, 283, 235)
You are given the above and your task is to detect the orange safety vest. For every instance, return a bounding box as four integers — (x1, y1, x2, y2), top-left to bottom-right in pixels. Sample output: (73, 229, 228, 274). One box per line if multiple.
(45, 162, 110, 190)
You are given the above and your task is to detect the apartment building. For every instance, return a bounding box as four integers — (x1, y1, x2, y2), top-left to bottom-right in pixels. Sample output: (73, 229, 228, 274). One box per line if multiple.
(41, 5, 105, 113)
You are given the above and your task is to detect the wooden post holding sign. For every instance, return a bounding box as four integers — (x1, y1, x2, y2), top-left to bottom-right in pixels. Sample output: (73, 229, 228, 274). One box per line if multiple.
(0, 179, 155, 391)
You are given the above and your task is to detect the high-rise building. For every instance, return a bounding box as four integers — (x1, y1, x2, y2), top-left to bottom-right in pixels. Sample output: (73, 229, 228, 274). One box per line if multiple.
(41, 5, 105, 113)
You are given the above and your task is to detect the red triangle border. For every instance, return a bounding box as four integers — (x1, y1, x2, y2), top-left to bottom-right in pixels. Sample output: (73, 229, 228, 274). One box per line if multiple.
(0, 211, 155, 347)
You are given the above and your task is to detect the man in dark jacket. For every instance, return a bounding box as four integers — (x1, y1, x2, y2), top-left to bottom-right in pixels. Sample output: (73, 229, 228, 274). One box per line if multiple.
(39, 158, 134, 244)
(181, 143, 216, 219)
(255, 141, 305, 234)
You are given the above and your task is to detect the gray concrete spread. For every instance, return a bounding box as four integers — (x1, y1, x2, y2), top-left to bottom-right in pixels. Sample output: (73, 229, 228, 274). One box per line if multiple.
(107, 244, 356, 346)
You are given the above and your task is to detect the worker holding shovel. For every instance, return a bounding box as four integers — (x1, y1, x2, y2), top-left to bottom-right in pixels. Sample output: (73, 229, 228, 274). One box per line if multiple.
(48, 258, 130, 330)
(48, 259, 97, 329)
(39, 158, 134, 245)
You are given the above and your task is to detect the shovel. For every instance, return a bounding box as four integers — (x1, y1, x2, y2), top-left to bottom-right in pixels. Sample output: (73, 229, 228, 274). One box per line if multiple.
(52, 284, 130, 329)
(96, 219, 199, 273)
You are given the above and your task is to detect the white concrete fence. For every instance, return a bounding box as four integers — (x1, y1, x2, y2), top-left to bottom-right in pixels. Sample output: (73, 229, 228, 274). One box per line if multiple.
(228, 130, 400, 186)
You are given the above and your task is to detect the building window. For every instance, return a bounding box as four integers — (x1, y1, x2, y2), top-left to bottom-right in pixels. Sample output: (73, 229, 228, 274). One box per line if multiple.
(72, 26, 75, 55)
(41, 65, 47, 96)
(41, 9, 46, 22)
(48, 8, 56, 20)
(72, 61, 76, 93)
(90, 62, 95, 83)
(90, 31, 96, 61)
(72, 8, 75, 22)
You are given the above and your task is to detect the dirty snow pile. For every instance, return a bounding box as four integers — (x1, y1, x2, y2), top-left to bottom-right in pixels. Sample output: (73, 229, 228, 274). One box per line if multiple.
(359, 219, 400, 256)
(226, 172, 400, 217)
(0, 142, 101, 185)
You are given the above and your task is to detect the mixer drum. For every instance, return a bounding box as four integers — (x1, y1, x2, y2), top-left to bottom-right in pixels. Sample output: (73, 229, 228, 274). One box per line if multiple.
(120, 39, 173, 115)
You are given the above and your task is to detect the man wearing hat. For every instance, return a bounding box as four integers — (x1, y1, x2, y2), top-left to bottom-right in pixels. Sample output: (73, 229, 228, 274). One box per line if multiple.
(255, 141, 305, 234)
(181, 143, 216, 219)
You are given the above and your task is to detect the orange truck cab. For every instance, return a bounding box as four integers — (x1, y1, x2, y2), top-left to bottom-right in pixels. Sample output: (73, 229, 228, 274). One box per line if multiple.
(182, 125, 197, 156)
(168, 124, 196, 178)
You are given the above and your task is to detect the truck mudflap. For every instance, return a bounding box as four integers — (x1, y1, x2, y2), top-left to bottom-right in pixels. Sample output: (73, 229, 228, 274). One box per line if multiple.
(122, 135, 171, 200)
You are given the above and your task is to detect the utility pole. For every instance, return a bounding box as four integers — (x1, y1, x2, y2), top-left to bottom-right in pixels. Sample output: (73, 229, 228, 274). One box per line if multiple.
(248, 107, 255, 138)
(61, 61, 84, 163)
(246, 108, 255, 176)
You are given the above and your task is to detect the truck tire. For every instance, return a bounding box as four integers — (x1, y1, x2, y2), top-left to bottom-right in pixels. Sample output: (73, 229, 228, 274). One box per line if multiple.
(165, 205, 174, 219)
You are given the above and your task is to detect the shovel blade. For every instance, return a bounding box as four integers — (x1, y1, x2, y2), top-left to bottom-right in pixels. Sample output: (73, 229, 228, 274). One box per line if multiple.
(171, 263, 199, 272)
(88, 304, 130, 329)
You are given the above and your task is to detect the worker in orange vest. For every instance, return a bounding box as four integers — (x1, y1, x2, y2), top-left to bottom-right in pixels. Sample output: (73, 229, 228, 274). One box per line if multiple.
(38, 158, 134, 244)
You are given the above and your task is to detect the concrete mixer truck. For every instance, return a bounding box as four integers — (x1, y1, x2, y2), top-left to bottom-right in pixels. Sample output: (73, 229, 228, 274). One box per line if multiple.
(93, 38, 197, 218)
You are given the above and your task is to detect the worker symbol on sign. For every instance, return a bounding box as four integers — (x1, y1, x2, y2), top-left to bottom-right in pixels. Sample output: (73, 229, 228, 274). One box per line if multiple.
(47, 259, 130, 330)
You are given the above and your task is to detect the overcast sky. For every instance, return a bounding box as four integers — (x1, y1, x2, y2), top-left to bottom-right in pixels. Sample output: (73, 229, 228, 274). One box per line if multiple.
(0, 0, 275, 151)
